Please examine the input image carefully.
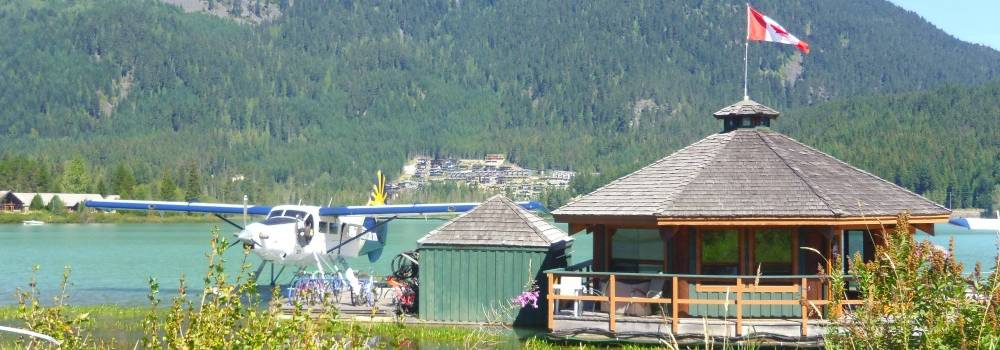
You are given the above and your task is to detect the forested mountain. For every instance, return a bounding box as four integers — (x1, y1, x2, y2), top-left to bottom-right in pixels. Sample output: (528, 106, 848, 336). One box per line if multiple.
(779, 82, 1000, 210)
(0, 0, 997, 209)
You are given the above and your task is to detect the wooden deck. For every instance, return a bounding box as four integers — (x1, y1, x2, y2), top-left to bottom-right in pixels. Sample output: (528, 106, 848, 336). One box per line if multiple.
(545, 269, 860, 346)
(549, 309, 828, 346)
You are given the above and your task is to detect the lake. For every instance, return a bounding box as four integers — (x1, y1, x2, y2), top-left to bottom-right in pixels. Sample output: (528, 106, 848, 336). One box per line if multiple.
(0, 222, 995, 306)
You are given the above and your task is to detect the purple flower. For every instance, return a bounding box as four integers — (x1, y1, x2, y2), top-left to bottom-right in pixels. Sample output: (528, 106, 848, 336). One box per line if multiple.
(512, 290, 540, 309)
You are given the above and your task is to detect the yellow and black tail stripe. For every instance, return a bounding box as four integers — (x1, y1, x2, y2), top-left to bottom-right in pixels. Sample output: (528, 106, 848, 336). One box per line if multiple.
(367, 170, 388, 206)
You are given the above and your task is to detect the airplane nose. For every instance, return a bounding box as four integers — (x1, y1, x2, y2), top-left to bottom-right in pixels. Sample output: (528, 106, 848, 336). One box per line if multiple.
(236, 229, 253, 242)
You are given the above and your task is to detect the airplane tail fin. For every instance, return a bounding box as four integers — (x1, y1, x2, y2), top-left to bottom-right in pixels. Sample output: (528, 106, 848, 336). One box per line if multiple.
(366, 170, 388, 206)
(365, 170, 389, 262)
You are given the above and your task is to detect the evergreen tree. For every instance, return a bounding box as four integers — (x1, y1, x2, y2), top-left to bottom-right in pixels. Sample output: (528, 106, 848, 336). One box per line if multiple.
(28, 194, 44, 211)
(185, 163, 202, 201)
(59, 158, 90, 193)
(229, 0, 241, 17)
(111, 163, 136, 198)
(160, 173, 179, 201)
(48, 195, 66, 213)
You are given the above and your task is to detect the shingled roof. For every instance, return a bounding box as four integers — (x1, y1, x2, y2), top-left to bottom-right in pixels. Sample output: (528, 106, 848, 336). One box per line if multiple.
(553, 128, 950, 219)
(713, 98, 780, 119)
(418, 195, 571, 248)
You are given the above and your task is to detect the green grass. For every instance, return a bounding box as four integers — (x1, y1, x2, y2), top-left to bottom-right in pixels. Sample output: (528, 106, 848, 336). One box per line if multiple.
(0, 305, 668, 349)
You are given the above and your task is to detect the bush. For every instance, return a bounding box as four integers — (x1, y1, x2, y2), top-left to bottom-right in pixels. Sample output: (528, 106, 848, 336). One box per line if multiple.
(28, 194, 44, 211)
(827, 213, 1000, 348)
(47, 195, 65, 214)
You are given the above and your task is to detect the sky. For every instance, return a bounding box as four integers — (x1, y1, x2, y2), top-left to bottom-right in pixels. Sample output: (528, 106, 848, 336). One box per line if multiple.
(889, 0, 1000, 49)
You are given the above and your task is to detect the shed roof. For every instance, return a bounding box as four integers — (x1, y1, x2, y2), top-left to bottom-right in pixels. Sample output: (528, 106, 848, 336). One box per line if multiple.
(418, 195, 571, 248)
(553, 128, 950, 219)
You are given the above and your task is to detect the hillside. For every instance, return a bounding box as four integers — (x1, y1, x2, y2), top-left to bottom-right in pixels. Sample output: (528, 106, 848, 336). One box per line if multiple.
(779, 82, 1000, 210)
(0, 0, 997, 207)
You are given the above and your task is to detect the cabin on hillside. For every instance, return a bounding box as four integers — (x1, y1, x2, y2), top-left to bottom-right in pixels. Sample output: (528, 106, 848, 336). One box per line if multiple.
(543, 98, 950, 341)
(0, 192, 110, 212)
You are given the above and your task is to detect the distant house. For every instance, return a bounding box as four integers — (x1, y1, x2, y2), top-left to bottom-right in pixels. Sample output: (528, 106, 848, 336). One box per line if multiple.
(0, 192, 112, 212)
(484, 153, 506, 167)
(0, 190, 10, 211)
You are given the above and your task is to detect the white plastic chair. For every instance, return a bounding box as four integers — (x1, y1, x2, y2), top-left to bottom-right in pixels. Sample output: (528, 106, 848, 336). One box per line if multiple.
(552, 276, 585, 317)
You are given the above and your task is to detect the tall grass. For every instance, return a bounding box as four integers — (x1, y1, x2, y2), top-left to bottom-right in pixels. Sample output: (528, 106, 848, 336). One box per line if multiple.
(827, 213, 1000, 349)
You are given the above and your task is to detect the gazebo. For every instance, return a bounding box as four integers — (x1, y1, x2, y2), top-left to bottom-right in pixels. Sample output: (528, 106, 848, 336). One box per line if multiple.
(544, 98, 950, 338)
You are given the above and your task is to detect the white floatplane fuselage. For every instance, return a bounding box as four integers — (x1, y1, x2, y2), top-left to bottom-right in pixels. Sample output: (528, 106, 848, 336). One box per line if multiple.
(236, 205, 386, 268)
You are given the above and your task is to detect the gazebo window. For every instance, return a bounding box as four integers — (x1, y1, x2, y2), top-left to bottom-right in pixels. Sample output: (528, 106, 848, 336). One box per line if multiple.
(701, 229, 739, 275)
(844, 230, 872, 272)
(753, 228, 793, 275)
(611, 229, 664, 273)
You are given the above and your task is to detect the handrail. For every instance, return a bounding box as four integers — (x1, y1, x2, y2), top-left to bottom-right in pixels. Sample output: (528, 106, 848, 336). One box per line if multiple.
(545, 268, 854, 280)
(0, 325, 61, 345)
(546, 271, 858, 337)
(563, 259, 594, 272)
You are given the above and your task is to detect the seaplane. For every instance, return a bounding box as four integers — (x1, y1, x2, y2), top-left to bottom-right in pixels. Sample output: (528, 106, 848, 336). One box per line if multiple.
(85, 171, 541, 285)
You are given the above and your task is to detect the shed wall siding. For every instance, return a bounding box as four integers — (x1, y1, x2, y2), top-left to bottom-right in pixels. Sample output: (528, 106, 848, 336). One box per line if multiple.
(418, 247, 549, 324)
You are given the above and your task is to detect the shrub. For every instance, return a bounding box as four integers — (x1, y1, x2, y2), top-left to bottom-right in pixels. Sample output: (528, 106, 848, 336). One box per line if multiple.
(28, 194, 44, 211)
(827, 213, 1000, 349)
(47, 195, 65, 214)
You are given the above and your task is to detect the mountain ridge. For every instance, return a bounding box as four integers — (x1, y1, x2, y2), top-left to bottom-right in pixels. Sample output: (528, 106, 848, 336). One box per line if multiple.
(0, 0, 996, 208)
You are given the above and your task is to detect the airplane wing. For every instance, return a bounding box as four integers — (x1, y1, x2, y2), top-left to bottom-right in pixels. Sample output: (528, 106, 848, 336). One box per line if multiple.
(84, 199, 272, 215)
(319, 201, 542, 216)
(83, 199, 543, 217)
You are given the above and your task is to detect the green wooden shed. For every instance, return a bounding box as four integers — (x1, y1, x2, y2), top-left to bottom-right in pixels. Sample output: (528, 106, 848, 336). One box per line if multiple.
(417, 195, 572, 326)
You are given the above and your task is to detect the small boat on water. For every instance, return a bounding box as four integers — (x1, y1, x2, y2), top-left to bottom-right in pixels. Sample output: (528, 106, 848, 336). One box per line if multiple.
(22, 220, 44, 226)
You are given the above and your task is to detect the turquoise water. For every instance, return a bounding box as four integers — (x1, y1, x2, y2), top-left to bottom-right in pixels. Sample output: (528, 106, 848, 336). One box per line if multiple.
(0, 222, 992, 306)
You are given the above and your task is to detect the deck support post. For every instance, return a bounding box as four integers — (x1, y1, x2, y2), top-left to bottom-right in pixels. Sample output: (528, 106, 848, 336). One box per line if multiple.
(800, 277, 808, 337)
(546, 273, 555, 331)
(608, 274, 617, 333)
(735, 279, 743, 337)
(671, 276, 679, 334)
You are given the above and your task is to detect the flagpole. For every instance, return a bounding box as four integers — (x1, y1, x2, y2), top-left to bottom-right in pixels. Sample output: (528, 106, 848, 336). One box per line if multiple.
(743, 3, 750, 101)
(743, 40, 749, 101)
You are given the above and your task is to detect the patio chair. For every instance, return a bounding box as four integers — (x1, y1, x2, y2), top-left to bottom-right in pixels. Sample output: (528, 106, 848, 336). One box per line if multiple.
(552, 276, 585, 317)
(628, 278, 667, 316)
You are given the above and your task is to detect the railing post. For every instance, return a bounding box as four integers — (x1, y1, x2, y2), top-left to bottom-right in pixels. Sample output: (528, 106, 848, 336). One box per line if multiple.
(608, 274, 617, 333)
(671, 276, 679, 334)
(800, 277, 808, 337)
(735, 278, 743, 337)
(547, 273, 555, 331)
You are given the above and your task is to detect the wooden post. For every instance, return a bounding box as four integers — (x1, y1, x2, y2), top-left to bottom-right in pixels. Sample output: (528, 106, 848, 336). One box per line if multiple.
(791, 230, 800, 275)
(735, 279, 743, 337)
(608, 274, 617, 333)
(547, 273, 555, 331)
(671, 276, 679, 333)
(800, 277, 808, 337)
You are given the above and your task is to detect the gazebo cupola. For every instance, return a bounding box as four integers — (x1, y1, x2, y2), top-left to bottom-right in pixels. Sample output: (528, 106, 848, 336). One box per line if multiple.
(713, 97, 780, 132)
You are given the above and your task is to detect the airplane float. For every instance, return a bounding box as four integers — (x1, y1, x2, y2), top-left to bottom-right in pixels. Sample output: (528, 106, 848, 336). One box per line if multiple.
(85, 171, 541, 285)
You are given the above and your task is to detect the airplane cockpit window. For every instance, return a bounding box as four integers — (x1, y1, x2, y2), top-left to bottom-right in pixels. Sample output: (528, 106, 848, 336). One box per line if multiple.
(262, 217, 297, 225)
(304, 215, 314, 231)
(266, 210, 283, 219)
(284, 210, 307, 219)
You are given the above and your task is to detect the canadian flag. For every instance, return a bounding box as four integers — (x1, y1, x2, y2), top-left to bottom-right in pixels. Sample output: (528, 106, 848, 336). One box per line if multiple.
(747, 5, 809, 54)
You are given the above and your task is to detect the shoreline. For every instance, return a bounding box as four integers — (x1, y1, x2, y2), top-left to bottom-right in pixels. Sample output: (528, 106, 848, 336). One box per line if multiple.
(0, 212, 219, 224)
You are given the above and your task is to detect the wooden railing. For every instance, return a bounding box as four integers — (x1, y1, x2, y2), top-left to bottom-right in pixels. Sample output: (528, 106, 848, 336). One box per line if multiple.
(546, 266, 861, 337)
